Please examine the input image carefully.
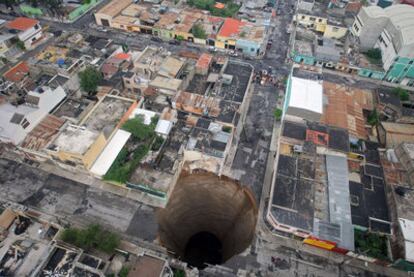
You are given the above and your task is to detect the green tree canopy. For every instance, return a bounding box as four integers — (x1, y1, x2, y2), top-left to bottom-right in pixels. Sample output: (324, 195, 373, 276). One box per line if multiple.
(78, 66, 102, 94)
(61, 224, 120, 253)
(191, 24, 207, 39)
(367, 108, 380, 127)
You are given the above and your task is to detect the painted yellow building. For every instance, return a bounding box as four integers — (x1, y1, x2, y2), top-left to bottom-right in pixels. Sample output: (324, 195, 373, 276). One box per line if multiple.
(47, 125, 107, 169)
(296, 13, 328, 33)
(295, 13, 347, 39)
(47, 94, 137, 170)
(324, 24, 348, 39)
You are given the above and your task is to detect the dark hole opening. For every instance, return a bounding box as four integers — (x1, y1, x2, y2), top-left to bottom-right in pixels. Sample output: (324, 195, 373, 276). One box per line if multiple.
(184, 231, 223, 269)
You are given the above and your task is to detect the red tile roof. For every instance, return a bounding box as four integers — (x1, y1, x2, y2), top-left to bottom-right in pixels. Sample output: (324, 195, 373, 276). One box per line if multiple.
(114, 52, 130, 60)
(218, 18, 245, 38)
(196, 53, 213, 69)
(3, 62, 30, 82)
(7, 17, 39, 31)
(214, 2, 225, 9)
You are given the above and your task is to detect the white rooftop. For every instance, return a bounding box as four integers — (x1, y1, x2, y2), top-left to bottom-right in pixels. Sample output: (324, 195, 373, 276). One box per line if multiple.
(289, 76, 323, 115)
(155, 119, 172, 137)
(399, 218, 414, 263)
(90, 129, 131, 176)
(50, 125, 99, 154)
(129, 108, 157, 125)
(0, 86, 66, 145)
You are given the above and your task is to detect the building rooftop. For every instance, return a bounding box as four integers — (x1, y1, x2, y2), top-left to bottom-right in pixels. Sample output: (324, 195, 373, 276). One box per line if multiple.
(321, 81, 373, 139)
(149, 76, 182, 92)
(196, 53, 213, 71)
(287, 76, 323, 115)
(3, 62, 30, 83)
(158, 57, 185, 78)
(363, 5, 414, 46)
(20, 115, 65, 151)
(218, 18, 246, 38)
(97, 0, 132, 17)
(7, 17, 38, 31)
(90, 129, 131, 176)
(49, 124, 99, 154)
(0, 86, 66, 145)
(380, 122, 414, 147)
(81, 95, 134, 136)
(128, 255, 166, 277)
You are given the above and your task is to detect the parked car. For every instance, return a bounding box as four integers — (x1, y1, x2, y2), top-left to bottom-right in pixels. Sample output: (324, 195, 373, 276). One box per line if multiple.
(229, 50, 239, 57)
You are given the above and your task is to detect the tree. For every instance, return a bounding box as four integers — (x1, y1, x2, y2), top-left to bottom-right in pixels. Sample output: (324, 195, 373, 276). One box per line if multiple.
(191, 24, 207, 39)
(79, 66, 102, 94)
(16, 40, 26, 50)
(393, 87, 409, 101)
(367, 108, 380, 127)
(118, 267, 130, 277)
(61, 224, 120, 254)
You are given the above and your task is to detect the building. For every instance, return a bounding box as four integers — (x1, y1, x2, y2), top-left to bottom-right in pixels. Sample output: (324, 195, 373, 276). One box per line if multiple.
(395, 142, 414, 186)
(283, 74, 323, 122)
(377, 122, 414, 148)
(46, 95, 136, 170)
(0, 33, 15, 56)
(94, 0, 131, 27)
(0, 86, 66, 145)
(351, 5, 414, 85)
(298, 0, 315, 12)
(3, 61, 30, 85)
(127, 254, 167, 277)
(6, 17, 42, 49)
(295, 13, 348, 39)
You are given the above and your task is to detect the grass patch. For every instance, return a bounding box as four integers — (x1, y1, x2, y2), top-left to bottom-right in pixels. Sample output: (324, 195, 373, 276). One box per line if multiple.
(61, 224, 120, 254)
(103, 116, 158, 183)
(354, 229, 389, 260)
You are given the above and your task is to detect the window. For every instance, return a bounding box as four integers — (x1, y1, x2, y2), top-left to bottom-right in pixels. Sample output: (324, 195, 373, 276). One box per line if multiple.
(301, 15, 305, 19)
(318, 18, 322, 22)
(353, 23, 359, 32)
(310, 17, 316, 21)
(34, 24, 39, 30)
(409, 60, 413, 65)
(21, 119, 30, 129)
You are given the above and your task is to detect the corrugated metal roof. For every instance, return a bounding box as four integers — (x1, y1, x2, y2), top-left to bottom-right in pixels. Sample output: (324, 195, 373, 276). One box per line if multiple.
(325, 155, 355, 250)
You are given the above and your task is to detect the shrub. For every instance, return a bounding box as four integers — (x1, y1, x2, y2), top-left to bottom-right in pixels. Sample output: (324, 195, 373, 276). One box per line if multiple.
(274, 108, 283, 121)
(393, 87, 409, 101)
(191, 24, 207, 39)
(222, 126, 232, 133)
(78, 66, 102, 94)
(367, 108, 379, 126)
(61, 224, 120, 254)
(122, 116, 156, 142)
(151, 135, 165, 151)
(118, 267, 130, 277)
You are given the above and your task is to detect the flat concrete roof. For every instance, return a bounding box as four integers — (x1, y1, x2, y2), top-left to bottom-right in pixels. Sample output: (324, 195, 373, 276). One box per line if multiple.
(50, 125, 99, 155)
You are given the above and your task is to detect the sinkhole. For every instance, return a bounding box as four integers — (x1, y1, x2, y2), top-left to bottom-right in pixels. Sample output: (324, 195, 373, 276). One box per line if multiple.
(157, 171, 258, 269)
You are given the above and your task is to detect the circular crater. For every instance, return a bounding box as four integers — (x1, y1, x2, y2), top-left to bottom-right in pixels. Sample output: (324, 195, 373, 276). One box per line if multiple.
(157, 171, 258, 269)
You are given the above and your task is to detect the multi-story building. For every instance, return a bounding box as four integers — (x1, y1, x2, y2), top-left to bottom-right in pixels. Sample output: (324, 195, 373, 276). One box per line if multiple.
(351, 5, 414, 85)
(6, 17, 42, 49)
